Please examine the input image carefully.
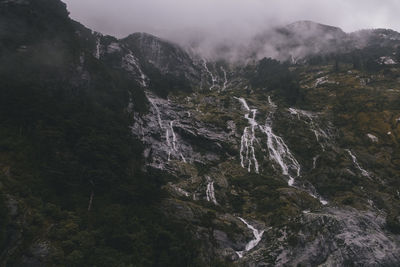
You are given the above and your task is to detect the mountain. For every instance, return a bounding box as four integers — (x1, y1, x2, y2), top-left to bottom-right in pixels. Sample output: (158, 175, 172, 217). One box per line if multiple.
(249, 21, 346, 61)
(247, 20, 400, 64)
(1, 0, 400, 266)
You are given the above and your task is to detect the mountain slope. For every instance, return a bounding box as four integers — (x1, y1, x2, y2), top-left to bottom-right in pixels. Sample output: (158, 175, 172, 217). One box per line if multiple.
(247, 20, 400, 64)
(0, 0, 201, 266)
(1, 0, 400, 266)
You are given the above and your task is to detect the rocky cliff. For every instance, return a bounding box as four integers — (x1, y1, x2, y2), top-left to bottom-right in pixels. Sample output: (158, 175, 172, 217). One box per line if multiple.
(1, 0, 400, 266)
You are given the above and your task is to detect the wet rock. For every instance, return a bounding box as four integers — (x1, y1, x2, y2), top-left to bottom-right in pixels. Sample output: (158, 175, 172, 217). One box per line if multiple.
(280, 208, 400, 266)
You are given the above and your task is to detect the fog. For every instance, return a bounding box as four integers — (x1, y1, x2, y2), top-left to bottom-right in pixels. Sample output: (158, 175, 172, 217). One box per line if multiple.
(63, 0, 400, 60)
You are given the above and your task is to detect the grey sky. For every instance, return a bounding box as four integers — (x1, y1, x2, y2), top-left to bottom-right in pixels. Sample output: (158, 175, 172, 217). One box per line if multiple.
(63, 0, 400, 38)
(63, 0, 400, 60)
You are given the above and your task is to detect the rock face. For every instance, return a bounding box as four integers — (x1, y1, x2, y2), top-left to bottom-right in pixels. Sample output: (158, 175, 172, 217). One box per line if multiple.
(277, 208, 400, 266)
(1, 0, 400, 265)
(236, 208, 400, 266)
(126, 57, 400, 265)
(121, 28, 400, 265)
(121, 32, 202, 90)
(130, 91, 229, 170)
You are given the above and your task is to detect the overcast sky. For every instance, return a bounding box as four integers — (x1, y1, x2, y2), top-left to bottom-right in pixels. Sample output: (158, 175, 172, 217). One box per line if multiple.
(63, 0, 400, 37)
(63, 0, 400, 55)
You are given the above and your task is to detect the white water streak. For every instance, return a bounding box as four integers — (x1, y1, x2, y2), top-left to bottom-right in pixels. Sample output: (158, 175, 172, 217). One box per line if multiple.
(148, 98, 163, 129)
(203, 59, 218, 90)
(235, 97, 259, 173)
(95, 37, 101, 59)
(123, 53, 148, 87)
(236, 218, 264, 258)
(265, 99, 327, 205)
(233, 96, 327, 204)
(180, 153, 187, 163)
(346, 149, 371, 178)
(288, 108, 329, 148)
(206, 176, 218, 205)
(260, 122, 300, 186)
(261, 99, 300, 185)
(171, 184, 190, 197)
(147, 95, 185, 162)
(221, 66, 228, 90)
(170, 121, 177, 151)
(312, 155, 319, 169)
(267, 96, 277, 109)
(367, 133, 378, 142)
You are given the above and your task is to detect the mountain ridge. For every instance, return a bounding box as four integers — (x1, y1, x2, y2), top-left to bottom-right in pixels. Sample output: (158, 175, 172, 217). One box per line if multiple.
(1, 0, 400, 266)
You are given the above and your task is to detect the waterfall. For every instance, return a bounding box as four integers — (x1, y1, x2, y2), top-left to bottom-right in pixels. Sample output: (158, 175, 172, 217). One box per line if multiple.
(95, 37, 101, 59)
(235, 97, 259, 173)
(148, 97, 163, 129)
(203, 59, 218, 90)
(312, 155, 319, 169)
(122, 52, 148, 87)
(346, 149, 371, 178)
(169, 121, 177, 151)
(236, 217, 264, 258)
(146, 94, 186, 163)
(171, 184, 190, 197)
(263, 98, 328, 205)
(206, 176, 218, 205)
(234, 95, 327, 204)
(259, 121, 300, 186)
(221, 66, 228, 90)
(288, 107, 329, 149)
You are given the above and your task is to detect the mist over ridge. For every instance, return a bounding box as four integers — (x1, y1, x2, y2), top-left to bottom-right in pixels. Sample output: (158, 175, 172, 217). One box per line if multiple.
(63, 0, 400, 62)
(2, 0, 400, 265)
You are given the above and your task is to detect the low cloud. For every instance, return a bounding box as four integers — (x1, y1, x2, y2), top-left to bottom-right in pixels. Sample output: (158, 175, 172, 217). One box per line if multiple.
(63, 0, 400, 60)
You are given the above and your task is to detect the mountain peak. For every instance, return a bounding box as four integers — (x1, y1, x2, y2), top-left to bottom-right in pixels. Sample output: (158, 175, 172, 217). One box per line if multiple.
(286, 20, 345, 34)
(124, 32, 161, 42)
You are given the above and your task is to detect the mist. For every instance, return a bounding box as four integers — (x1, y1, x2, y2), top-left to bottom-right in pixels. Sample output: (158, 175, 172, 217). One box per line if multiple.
(63, 0, 400, 60)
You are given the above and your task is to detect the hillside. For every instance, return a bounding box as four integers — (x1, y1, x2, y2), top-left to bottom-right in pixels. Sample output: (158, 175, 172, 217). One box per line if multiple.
(1, 0, 400, 266)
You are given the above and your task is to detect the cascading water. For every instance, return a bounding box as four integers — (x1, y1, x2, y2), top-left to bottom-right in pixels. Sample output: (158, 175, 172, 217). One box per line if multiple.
(171, 184, 190, 197)
(203, 59, 218, 90)
(312, 155, 319, 169)
(169, 121, 177, 151)
(123, 52, 148, 87)
(148, 96, 163, 129)
(221, 66, 228, 91)
(346, 149, 371, 178)
(262, 97, 328, 205)
(206, 176, 218, 205)
(288, 108, 329, 149)
(236, 217, 264, 258)
(260, 98, 300, 185)
(235, 97, 259, 173)
(95, 37, 101, 59)
(147, 94, 186, 163)
(260, 122, 300, 186)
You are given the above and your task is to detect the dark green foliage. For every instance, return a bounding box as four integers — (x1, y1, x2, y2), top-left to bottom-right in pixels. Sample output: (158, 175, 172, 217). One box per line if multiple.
(146, 65, 192, 98)
(248, 58, 301, 105)
(0, 0, 200, 265)
(307, 43, 400, 73)
(42, 204, 200, 266)
(0, 193, 8, 252)
(386, 215, 400, 234)
(228, 194, 245, 213)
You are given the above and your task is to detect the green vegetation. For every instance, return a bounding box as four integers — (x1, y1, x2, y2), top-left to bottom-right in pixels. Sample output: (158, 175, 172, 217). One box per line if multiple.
(0, 0, 201, 265)
(247, 58, 301, 105)
(2, 0, 400, 265)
